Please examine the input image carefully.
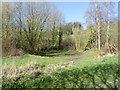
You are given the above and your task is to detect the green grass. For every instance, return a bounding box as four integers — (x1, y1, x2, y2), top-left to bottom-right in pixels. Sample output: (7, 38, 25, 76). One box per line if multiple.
(2, 50, 119, 88)
(3, 55, 119, 88)
(2, 49, 99, 67)
(50, 49, 99, 62)
(71, 55, 118, 68)
(2, 54, 68, 67)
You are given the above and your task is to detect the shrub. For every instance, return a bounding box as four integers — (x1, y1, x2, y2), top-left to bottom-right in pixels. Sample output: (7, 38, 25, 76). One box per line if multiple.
(62, 35, 75, 50)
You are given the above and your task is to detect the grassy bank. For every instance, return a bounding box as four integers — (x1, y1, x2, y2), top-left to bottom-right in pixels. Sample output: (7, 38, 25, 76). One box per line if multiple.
(2, 50, 118, 88)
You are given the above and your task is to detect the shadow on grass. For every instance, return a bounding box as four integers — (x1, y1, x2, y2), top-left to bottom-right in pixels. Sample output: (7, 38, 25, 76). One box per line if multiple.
(39, 50, 82, 57)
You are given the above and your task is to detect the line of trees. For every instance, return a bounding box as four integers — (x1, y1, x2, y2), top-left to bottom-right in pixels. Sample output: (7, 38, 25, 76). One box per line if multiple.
(85, 1, 118, 54)
(2, 2, 118, 57)
(2, 2, 65, 56)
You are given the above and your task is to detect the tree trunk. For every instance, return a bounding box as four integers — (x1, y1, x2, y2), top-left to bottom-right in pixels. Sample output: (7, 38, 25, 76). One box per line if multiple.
(98, 22, 101, 50)
(105, 8, 110, 53)
(59, 24, 62, 50)
(95, 3, 101, 50)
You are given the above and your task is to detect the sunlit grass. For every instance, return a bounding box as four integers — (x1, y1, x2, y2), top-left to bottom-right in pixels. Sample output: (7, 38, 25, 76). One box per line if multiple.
(2, 55, 118, 88)
(2, 54, 68, 68)
(72, 55, 118, 68)
(2, 49, 100, 68)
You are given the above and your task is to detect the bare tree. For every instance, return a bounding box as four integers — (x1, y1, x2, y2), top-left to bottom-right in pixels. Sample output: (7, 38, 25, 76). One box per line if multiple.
(85, 1, 115, 51)
(85, 1, 102, 50)
(103, 2, 115, 52)
(2, 2, 13, 39)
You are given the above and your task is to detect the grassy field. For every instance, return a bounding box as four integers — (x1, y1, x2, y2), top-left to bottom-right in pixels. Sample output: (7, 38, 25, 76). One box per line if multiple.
(2, 50, 119, 88)
(2, 54, 67, 67)
(2, 49, 99, 67)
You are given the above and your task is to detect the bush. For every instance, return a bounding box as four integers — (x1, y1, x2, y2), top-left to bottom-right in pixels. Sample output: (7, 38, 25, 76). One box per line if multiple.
(62, 35, 75, 50)
(2, 38, 24, 57)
